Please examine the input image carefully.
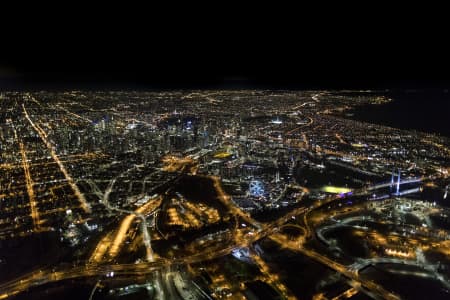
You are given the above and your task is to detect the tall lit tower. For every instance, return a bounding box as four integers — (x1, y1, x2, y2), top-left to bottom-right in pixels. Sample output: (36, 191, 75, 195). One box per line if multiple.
(390, 168, 401, 195)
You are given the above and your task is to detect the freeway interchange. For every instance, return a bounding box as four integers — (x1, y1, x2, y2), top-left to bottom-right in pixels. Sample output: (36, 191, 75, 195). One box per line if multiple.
(0, 177, 421, 300)
(1, 90, 449, 299)
(0, 171, 446, 299)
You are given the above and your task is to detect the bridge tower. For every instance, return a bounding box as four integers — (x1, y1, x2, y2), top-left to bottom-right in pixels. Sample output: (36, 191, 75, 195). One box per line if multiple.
(390, 169, 401, 195)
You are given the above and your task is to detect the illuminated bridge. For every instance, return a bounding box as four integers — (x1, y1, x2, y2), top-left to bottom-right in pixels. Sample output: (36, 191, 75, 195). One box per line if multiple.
(367, 169, 423, 194)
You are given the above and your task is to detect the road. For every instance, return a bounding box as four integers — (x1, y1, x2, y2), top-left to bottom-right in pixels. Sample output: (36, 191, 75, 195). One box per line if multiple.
(367, 177, 423, 191)
(0, 202, 308, 297)
(22, 103, 91, 213)
(269, 234, 400, 300)
(89, 172, 161, 263)
(16, 130, 40, 230)
(89, 162, 170, 263)
(1, 172, 446, 299)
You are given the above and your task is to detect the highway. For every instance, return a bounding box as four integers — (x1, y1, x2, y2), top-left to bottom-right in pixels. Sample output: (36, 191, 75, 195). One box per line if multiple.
(89, 171, 162, 263)
(89, 162, 172, 260)
(269, 234, 400, 300)
(0, 172, 445, 299)
(0, 201, 308, 298)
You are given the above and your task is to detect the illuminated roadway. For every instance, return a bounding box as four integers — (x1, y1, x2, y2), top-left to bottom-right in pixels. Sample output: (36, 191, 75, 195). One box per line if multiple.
(0, 203, 308, 298)
(22, 103, 91, 213)
(89, 171, 161, 263)
(0, 173, 443, 299)
(366, 177, 423, 191)
(11, 122, 41, 231)
(1, 177, 430, 298)
(269, 234, 400, 300)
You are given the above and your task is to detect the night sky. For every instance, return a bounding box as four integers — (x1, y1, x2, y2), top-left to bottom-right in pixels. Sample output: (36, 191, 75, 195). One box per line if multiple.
(0, 14, 449, 90)
(2, 32, 449, 137)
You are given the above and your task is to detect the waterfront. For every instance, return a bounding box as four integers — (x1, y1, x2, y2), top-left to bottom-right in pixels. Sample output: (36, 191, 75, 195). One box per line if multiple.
(347, 89, 450, 137)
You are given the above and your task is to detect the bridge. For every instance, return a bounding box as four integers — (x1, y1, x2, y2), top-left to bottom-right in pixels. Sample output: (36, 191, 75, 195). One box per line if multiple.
(365, 169, 423, 197)
(367, 177, 423, 191)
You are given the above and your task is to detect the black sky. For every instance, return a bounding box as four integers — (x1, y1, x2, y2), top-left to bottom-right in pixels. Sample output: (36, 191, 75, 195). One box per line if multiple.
(1, 12, 450, 90)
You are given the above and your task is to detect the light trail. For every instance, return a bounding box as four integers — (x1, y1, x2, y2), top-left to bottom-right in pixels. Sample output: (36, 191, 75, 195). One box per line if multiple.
(19, 142, 40, 231)
(22, 104, 91, 213)
(11, 121, 41, 231)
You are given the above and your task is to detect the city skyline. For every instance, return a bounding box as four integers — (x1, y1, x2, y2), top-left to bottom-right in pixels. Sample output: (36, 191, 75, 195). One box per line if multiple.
(0, 89, 449, 299)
